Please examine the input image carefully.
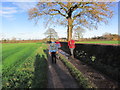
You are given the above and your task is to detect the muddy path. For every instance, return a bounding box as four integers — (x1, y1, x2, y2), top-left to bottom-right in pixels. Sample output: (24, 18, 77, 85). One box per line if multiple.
(47, 54, 79, 88)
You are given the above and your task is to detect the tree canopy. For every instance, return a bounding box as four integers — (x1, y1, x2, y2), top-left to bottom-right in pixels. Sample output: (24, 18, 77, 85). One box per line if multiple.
(28, 2, 114, 41)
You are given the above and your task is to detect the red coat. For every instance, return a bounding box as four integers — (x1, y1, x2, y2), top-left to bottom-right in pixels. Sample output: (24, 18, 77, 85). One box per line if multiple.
(68, 40, 75, 48)
(56, 41, 60, 45)
(56, 41, 61, 48)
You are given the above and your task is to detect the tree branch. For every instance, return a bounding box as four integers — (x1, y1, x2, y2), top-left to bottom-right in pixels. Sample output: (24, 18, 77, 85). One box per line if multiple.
(48, 9, 66, 17)
(58, 2, 68, 13)
(73, 11, 86, 20)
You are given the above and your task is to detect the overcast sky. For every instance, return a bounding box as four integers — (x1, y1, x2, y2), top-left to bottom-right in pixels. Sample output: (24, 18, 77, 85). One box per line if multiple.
(0, 1, 119, 40)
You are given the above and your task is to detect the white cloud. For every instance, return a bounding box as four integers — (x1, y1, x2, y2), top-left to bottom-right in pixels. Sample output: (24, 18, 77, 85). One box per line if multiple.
(12, 2, 37, 12)
(0, 7, 17, 20)
(0, 2, 36, 20)
(0, 8, 17, 14)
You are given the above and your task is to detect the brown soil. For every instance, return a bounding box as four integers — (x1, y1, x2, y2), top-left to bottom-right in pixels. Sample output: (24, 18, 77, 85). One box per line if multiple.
(47, 54, 79, 88)
(59, 49, 119, 88)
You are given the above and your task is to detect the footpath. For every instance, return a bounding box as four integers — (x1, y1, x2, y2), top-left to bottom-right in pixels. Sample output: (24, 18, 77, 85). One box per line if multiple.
(47, 49, 119, 88)
(47, 53, 79, 88)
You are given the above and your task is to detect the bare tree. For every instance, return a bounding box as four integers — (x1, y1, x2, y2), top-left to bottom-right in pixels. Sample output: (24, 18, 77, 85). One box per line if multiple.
(102, 32, 111, 36)
(73, 26, 85, 40)
(12, 37, 17, 42)
(44, 28, 58, 41)
(28, 2, 114, 41)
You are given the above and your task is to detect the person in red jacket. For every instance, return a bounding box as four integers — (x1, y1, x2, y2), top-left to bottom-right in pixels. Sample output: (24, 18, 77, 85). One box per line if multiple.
(56, 40, 61, 49)
(68, 39, 75, 58)
(55, 40, 61, 59)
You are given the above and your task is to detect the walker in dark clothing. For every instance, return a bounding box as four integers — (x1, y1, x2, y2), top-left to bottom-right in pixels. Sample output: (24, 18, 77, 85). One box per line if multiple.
(51, 52, 56, 63)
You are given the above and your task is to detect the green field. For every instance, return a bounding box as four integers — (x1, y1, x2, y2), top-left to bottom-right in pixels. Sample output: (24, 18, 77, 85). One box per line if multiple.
(2, 43, 48, 88)
(76, 41, 120, 44)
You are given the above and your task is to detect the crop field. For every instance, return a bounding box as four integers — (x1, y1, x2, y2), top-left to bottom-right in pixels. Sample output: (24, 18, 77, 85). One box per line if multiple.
(2, 43, 48, 88)
(76, 40, 120, 44)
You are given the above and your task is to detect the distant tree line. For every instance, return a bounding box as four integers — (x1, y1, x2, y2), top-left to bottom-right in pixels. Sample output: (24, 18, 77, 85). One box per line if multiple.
(1, 39, 43, 43)
(91, 33, 120, 41)
(79, 33, 120, 41)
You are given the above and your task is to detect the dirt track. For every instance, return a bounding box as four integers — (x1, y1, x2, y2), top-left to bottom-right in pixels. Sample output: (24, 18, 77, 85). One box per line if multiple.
(47, 54, 79, 88)
(47, 49, 119, 88)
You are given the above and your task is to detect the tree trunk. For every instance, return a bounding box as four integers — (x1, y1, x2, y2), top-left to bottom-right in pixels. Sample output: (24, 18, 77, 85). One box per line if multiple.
(67, 17, 73, 41)
(50, 35, 51, 41)
(78, 33, 80, 40)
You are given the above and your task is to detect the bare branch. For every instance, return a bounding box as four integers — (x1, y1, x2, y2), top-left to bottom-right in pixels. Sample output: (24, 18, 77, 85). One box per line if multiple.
(58, 2, 68, 13)
(48, 9, 66, 17)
